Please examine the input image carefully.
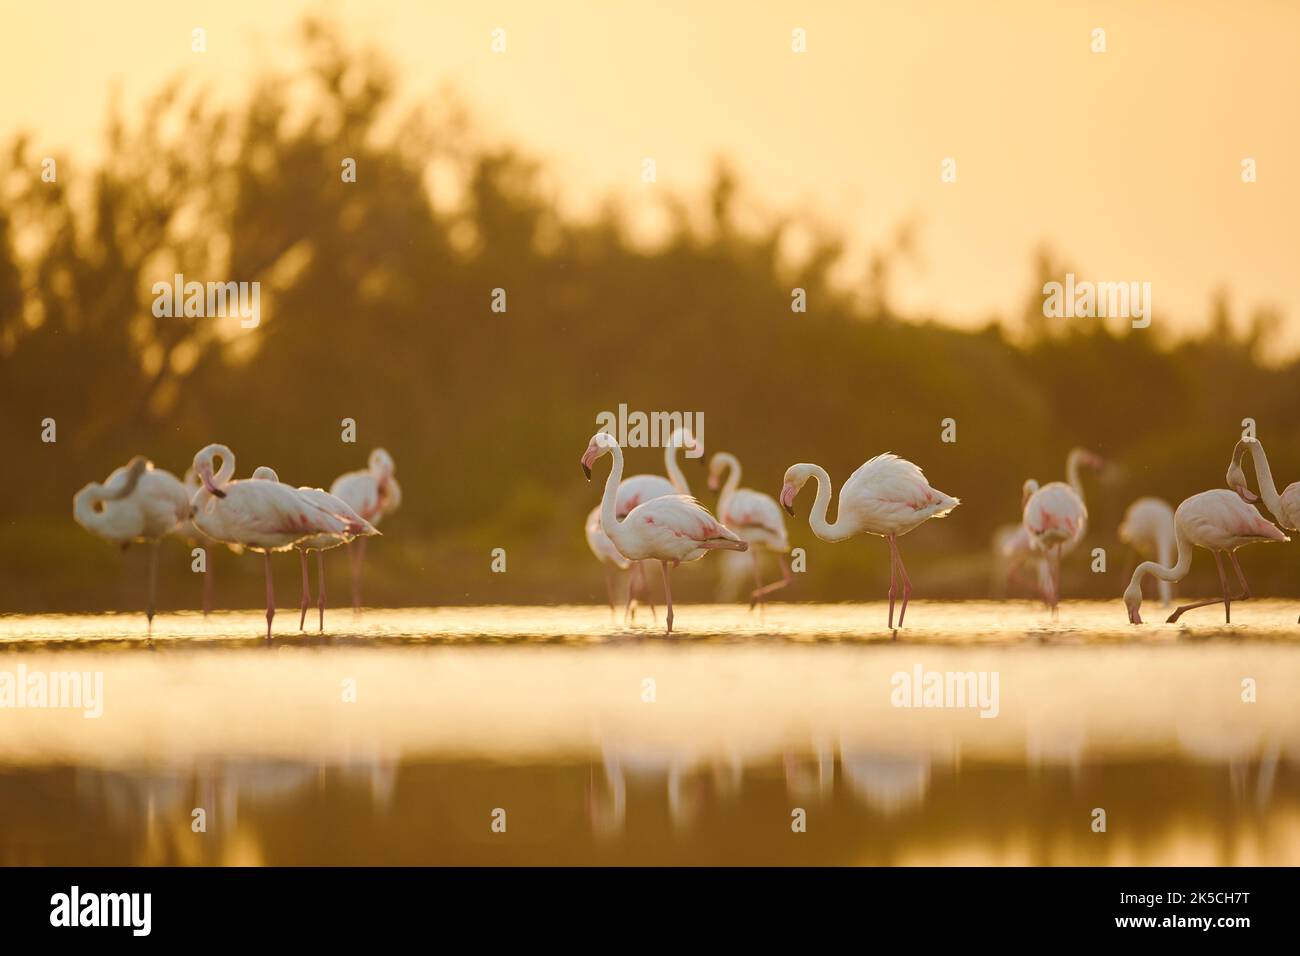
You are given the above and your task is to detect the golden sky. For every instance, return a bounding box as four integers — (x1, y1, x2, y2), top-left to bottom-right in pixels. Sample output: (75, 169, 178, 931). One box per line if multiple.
(4, 1, 1298, 350)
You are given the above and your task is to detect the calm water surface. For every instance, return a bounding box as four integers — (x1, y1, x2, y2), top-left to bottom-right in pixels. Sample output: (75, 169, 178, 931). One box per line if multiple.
(2, 602, 1298, 865)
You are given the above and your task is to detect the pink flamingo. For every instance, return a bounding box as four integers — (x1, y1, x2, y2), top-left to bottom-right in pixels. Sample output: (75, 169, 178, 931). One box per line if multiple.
(611, 427, 702, 616)
(331, 449, 401, 611)
(1021, 448, 1103, 612)
(1124, 489, 1288, 624)
(251, 467, 377, 632)
(191, 444, 378, 639)
(1118, 496, 1176, 607)
(73, 456, 191, 631)
(779, 454, 959, 630)
(1227, 436, 1300, 621)
(707, 451, 792, 609)
(581, 432, 746, 635)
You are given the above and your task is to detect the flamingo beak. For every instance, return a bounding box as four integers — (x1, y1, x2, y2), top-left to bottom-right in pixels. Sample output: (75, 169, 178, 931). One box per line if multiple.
(1236, 483, 1259, 503)
(582, 463, 591, 481)
(780, 483, 796, 516)
(200, 465, 226, 499)
(580, 446, 598, 481)
(707, 475, 719, 492)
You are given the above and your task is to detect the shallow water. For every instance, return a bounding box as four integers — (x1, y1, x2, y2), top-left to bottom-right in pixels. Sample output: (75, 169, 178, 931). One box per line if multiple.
(2, 602, 1298, 865)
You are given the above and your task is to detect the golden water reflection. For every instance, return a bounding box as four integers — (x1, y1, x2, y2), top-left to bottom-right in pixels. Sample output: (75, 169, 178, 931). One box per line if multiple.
(2, 604, 1298, 864)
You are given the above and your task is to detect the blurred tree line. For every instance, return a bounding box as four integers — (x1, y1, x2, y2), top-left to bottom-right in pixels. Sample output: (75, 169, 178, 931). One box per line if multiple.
(2, 19, 1297, 613)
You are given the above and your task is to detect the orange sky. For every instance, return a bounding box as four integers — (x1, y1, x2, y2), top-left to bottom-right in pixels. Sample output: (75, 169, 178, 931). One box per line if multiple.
(3, 0, 1298, 351)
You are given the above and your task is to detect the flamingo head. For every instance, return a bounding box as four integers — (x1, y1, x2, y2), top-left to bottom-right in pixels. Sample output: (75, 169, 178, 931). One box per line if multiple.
(1226, 460, 1258, 503)
(668, 427, 703, 461)
(706, 451, 729, 493)
(192, 443, 232, 499)
(1021, 479, 1040, 510)
(581, 432, 618, 480)
(780, 465, 811, 516)
(369, 448, 396, 479)
(1080, 451, 1105, 470)
(1123, 579, 1144, 625)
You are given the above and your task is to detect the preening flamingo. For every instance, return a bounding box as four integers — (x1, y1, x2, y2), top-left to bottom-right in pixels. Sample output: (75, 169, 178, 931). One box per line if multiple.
(331, 449, 401, 611)
(73, 456, 191, 630)
(1021, 448, 1103, 611)
(581, 431, 746, 635)
(1227, 436, 1300, 621)
(251, 466, 377, 632)
(191, 444, 378, 638)
(1118, 496, 1176, 607)
(1124, 489, 1288, 624)
(779, 453, 959, 629)
(610, 427, 703, 617)
(585, 504, 632, 619)
(707, 451, 792, 609)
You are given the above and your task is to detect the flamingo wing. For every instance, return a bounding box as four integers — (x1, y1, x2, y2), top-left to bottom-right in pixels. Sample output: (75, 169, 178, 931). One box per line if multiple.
(723, 488, 789, 547)
(631, 495, 745, 548)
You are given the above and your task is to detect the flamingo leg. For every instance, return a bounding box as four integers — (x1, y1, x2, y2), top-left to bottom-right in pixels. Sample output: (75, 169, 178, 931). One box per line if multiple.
(603, 564, 617, 621)
(750, 554, 793, 607)
(896, 540, 914, 629)
(1216, 551, 1232, 623)
(625, 562, 641, 623)
(263, 551, 275, 640)
(1049, 545, 1062, 619)
(146, 540, 159, 633)
(298, 549, 310, 631)
(660, 560, 676, 636)
(352, 538, 367, 611)
(750, 550, 764, 618)
(316, 549, 326, 632)
(638, 560, 657, 622)
(1166, 551, 1249, 623)
(886, 534, 898, 629)
(202, 552, 214, 617)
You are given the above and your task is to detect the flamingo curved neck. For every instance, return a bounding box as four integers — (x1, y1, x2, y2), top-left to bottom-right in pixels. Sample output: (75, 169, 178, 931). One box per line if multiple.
(1130, 521, 1193, 588)
(716, 453, 741, 515)
(73, 484, 113, 535)
(805, 464, 852, 543)
(1065, 450, 1087, 503)
(1241, 441, 1287, 527)
(664, 441, 690, 494)
(599, 443, 628, 549)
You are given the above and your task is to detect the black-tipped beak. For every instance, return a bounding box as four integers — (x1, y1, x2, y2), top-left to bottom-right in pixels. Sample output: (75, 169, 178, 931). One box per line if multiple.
(783, 503, 794, 517)
(214, 489, 226, 499)
(582, 463, 591, 481)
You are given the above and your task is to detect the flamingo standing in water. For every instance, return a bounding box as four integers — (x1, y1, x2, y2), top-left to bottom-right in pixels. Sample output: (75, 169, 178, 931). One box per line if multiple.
(73, 456, 191, 631)
(1227, 436, 1300, 620)
(1124, 489, 1288, 624)
(1021, 448, 1103, 612)
(609, 427, 704, 618)
(779, 453, 959, 630)
(331, 449, 401, 611)
(250, 467, 377, 632)
(581, 432, 746, 635)
(1118, 496, 1177, 607)
(190, 444, 378, 639)
(707, 451, 792, 609)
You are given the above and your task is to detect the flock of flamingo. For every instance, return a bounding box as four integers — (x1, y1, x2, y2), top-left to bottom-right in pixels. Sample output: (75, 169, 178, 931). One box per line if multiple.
(73, 444, 400, 637)
(72, 428, 1298, 638)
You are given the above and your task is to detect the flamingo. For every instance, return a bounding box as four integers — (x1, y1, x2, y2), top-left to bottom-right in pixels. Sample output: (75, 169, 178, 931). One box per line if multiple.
(1124, 489, 1288, 624)
(581, 431, 746, 635)
(992, 522, 1052, 600)
(611, 427, 703, 617)
(250, 467, 377, 632)
(707, 451, 792, 609)
(73, 456, 190, 631)
(1118, 496, 1177, 607)
(190, 444, 378, 639)
(585, 505, 632, 620)
(1021, 448, 1103, 612)
(779, 453, 959, 629)
(330, 448, 402, 610)
(182, 467, 219, 615)
(1227, 436, 1300, 621)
